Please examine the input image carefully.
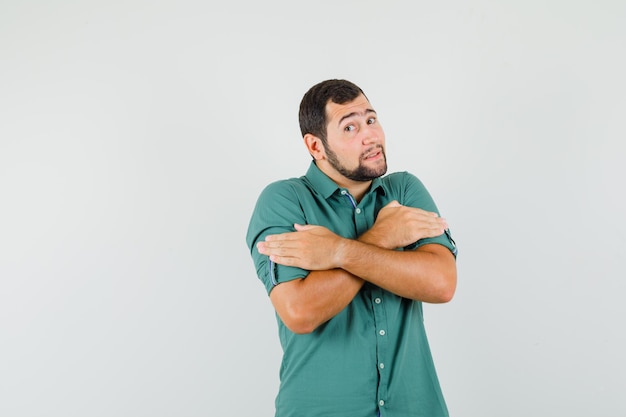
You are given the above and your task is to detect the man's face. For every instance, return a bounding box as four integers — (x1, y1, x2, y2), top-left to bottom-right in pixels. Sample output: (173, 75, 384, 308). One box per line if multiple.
(322, 94, 387, 182)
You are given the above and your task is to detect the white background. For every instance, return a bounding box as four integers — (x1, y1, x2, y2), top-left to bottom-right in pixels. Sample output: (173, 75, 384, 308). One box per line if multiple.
(1, 1, 624, 416)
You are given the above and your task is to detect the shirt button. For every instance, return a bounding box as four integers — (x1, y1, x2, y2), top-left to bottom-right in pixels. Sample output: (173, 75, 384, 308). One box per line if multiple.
(379, 363, 385, 369)
(374, 298, 381, 304)
(355, 208, 361, 214)
(379, 330, 386, 336)
(341, 190, 347, 195)
(379, 400, 385, 406)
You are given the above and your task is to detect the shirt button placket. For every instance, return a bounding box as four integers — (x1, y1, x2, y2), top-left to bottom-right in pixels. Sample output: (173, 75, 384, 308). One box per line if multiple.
(373, 289, 389, 415)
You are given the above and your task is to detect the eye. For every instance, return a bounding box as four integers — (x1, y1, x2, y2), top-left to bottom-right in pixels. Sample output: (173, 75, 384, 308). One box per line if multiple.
(344, 124, 356, 132)
(367, 117, 376, 125)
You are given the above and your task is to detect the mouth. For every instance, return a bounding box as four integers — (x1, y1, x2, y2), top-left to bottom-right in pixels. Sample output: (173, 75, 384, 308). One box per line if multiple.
(362, 147, 384, 161)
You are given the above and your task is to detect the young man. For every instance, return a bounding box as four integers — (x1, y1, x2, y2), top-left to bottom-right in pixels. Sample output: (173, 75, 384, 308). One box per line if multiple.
(246, 79, 457, 417)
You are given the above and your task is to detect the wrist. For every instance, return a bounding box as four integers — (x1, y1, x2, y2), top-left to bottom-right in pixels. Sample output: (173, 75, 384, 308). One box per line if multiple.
(334, 236, 351, 268)
(358, 229, 390, 249)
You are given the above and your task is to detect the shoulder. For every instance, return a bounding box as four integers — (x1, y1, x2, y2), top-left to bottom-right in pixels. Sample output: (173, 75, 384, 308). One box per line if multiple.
(381, 171, 426, 194)
(257, 176, 311, 202)
(381, 171, 437, 209)
(253, 176, 319, 215)
(383, 171, 420, 184)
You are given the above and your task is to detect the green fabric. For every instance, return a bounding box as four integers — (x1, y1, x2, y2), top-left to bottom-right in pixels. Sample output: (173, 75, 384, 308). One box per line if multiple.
(246, 161, 456, 417)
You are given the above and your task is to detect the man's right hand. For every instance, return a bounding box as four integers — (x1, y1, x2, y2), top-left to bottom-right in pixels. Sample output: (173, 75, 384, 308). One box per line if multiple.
(359, 200, 448, 250)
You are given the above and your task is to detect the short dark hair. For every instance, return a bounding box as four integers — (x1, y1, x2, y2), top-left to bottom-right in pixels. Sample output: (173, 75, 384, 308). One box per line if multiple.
(298, 79, 366, 145)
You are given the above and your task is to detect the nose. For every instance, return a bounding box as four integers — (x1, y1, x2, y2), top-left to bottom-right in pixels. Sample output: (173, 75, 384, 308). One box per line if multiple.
(362, 124, 380, 145)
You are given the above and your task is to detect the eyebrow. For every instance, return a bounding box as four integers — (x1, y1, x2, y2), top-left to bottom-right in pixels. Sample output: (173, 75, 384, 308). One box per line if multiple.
(337, 108, 377, 126)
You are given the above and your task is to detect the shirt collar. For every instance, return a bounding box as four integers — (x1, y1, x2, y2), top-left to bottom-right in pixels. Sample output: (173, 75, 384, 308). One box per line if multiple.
(304, 161, 386, 200)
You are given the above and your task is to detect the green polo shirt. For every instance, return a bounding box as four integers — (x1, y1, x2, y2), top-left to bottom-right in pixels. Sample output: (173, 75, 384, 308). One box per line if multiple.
(246, 162, 457, 417)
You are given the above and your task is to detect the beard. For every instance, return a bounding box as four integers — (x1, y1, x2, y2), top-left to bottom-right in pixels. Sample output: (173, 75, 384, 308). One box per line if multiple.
(325, 144, 388, 182)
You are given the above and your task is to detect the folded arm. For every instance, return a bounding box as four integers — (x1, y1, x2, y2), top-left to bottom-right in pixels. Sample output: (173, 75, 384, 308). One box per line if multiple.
(268, 268, 364, 334)
(258, 201, 456, 333)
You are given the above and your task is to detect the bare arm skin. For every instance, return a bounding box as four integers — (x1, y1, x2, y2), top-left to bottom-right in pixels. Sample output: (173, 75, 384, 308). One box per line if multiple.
(268, 268, 364, 335)
(259, 201, 456, 333)
(338, 240, 456, 302)
(266, 220, 390, 335)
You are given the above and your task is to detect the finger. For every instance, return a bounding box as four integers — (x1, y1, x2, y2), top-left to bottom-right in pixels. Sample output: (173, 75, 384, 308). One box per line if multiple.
(406, 207, 437, 217)
(258, 242, 301, 258)
(294, 223, 315, 231)
(257, 241, 278, 255)
(431, 216, 447, 228)
(257, 238, 294, 251)
(385, 200, 401, 208)
(268, 254, 299, 267)
(265, 231, 297, 242)
(256, 241, 269, 254)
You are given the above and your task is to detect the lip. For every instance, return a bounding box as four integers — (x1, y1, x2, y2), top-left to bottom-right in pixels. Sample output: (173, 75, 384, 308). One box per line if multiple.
(363, 150, 382, 160)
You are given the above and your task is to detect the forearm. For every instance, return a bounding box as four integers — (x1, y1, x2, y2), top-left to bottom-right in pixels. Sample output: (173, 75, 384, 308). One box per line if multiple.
(337, 240, 457, 303)
(270, 268, 363, 334)
(259, 217, 456, 332)
(267, 231, 382, 334)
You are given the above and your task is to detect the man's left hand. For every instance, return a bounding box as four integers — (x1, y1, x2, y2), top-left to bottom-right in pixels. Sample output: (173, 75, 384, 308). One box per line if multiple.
(257, 224, 344, 270)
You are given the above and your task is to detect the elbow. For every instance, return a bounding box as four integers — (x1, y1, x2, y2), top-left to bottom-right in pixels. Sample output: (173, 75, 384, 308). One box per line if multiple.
(270, 281, 321, 334)
(436, 284, 456, 303)
(286, 322, 317, 335)
(429, 271, 457, 304)
(277, 304, 319, 335)
(281, 317, 318, 335)
(432, 256, 457, 303)
(414, 244, 457, 303)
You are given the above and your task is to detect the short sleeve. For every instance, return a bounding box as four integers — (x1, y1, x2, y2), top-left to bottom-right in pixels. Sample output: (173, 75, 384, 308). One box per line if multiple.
(394, 172, 457, 257)
(245, 180, 311, 294)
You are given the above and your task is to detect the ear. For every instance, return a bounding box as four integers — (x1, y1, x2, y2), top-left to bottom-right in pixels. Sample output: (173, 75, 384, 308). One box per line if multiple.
(303, 133, 325, 160)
